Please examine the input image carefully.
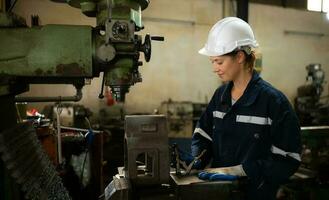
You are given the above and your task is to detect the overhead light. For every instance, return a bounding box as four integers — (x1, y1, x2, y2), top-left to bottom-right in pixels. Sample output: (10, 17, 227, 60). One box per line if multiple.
(324, 0, 329, 12)
(308, 0, 322, 11)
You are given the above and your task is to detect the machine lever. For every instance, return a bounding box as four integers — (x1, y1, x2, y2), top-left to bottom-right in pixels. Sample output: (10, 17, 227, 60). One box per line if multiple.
(151, 36, 164, 41)
(98, 72, 106, 99)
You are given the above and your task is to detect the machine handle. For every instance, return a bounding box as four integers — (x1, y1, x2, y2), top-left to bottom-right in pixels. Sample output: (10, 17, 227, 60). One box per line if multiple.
(140, 34, 164, 62)
(98, 72, 106, 99)
(151, 36, 164, 41)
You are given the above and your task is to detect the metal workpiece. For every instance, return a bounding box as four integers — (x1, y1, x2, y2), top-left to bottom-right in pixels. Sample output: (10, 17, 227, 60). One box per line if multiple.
(124, 115, 170, 186)
(0, 123, 71, 200)
(170, 173, 246, 200)
(104, 176, 131, 200)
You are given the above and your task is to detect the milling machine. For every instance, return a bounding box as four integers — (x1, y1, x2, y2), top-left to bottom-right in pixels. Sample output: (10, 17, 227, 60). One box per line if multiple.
(294, 64, 329, 125)
(0, 0, 163, 199)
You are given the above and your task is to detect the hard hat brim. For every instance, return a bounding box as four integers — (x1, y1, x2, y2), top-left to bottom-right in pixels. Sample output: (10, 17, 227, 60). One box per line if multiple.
(198, 47, 224, 57)
(198, 42, 259, 57)
(198, 47, 209, 56)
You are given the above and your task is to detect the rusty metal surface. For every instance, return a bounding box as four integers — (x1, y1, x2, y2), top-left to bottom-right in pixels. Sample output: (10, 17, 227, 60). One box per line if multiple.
(0, 25, 92, 78)
(0, 123, 71, 200)
(56, 63, 87, 76)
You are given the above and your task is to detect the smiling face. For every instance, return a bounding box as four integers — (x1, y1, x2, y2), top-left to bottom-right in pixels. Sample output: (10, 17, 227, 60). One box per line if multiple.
(210, 51, 245, 82)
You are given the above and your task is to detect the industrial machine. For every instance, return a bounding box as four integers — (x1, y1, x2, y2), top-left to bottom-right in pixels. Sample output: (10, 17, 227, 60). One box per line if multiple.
(158, 99, 207, 153)
(158, 100, 207, 138)
(0, 0, 163, 199)
(295, 64, 329, 126)
(1, 0, 164, 103)
(42, 103, 93, 128)
(278, 126, 329, 200)
(158, 100, 195, 138)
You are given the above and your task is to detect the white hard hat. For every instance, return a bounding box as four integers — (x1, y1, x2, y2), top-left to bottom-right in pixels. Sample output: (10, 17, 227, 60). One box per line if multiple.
(199, 17, 258, 56)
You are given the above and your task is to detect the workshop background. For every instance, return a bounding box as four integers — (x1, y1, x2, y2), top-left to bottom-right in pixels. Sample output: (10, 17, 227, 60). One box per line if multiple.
(14, 0, 329, 114)
(1, 0, 329, 200)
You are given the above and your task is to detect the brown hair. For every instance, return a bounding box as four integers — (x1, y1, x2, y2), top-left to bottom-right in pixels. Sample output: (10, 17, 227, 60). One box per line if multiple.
(225, 50, 256, 72)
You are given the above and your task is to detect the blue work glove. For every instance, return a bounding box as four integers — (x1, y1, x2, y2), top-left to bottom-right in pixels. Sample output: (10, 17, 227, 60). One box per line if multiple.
(198, 171, 238, 181)
(176, 147, 207, 171)
(171, 144, 207, 174)
(198, 165, 246, 181)
(177, 148, 203, 169)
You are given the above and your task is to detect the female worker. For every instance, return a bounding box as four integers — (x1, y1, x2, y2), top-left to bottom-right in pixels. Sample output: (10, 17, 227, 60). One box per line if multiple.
(191, 17, 301, 200)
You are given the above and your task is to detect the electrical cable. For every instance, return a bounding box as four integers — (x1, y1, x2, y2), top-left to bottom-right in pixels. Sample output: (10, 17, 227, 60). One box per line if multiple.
(80, 117, 93, 185)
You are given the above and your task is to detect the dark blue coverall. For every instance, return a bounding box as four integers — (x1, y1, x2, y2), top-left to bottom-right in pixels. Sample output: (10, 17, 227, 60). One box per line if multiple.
(191, 71, 302, 200)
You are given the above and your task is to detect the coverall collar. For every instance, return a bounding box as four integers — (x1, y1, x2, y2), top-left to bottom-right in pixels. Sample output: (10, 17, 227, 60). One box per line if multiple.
(220, 71, 261, 107)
